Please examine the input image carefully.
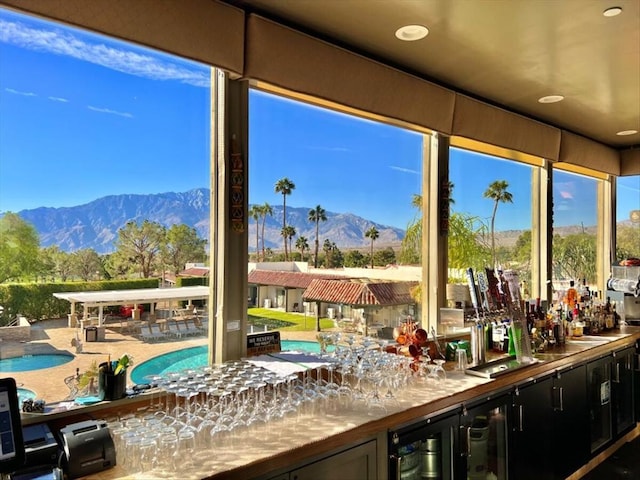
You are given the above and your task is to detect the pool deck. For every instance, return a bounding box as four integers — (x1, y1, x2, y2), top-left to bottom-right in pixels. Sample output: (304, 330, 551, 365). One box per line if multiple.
(0, 317, 335, 404)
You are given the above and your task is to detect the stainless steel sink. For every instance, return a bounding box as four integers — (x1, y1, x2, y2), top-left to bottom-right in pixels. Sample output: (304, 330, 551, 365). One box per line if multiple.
(465, 356, 539, 379)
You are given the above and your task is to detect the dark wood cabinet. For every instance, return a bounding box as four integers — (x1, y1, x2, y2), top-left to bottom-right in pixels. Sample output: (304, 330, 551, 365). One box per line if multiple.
(612, 346, 635, 437)
(553, 364, 590, 478)
(511, 375, 555, 480)
(511, 364, 589, 480)
(587, 356, 613, 453)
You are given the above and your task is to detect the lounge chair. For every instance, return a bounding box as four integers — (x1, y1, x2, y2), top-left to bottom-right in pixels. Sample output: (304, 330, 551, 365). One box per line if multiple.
(166, 320, 183, 338)
(139, 324, 166, 342)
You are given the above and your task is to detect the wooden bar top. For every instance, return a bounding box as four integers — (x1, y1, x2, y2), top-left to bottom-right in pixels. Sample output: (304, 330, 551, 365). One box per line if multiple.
(24, 326, 640, 480)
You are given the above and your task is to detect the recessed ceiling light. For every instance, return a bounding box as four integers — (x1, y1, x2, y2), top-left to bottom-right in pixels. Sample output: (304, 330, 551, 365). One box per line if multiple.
(603, 7, 622, 17)
(538, 95, 564, 104)
(616, 130, 638, 136)
(395, 25, 429, 41)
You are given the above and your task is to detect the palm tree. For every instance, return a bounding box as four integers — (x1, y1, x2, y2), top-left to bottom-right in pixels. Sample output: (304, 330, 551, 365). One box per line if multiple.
(483, 180, 513, 269)
(296, 236, 309, 262)
(365, 226, 379, 269)
(282, 225, 296, 260)
(259, 202, 273, 261)
(308, 204, 327, 268)
(248, 204, 261, 261)
(275, 177, 296, 260)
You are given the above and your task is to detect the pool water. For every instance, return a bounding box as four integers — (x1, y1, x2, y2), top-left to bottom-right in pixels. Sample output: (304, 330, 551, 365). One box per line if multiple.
(130, 340, 327, 385)
(0, 353, 74, 372)
(18, 387, 36, 405)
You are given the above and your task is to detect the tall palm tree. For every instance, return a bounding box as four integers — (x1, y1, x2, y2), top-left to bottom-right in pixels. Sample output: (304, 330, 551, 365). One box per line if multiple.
(308, 204, 327, 268)
(282, 225, 296, 260)
(259, 202, 273, 261)
(275, 177, 296, 260)
(296, 236, 309, 262)
(365, 226, 379, 269)
(483, 180, 513, 269)
(248, 204, 261, 261)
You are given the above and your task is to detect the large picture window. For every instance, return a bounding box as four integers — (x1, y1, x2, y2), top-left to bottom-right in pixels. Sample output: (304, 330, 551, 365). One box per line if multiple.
(0, 8, 212, 403)
(248, 88, 425, 336)
(446, 146, 536, 312)
(551, 168, 601, 297)
(616, 175, 640, 262)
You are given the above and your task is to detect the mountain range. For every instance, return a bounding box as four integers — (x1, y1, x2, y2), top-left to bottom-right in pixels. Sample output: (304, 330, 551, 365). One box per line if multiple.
(12, 188, 405, 254)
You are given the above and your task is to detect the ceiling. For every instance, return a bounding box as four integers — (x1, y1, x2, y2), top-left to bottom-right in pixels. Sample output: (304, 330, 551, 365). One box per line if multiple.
(227, 0, 639, 150)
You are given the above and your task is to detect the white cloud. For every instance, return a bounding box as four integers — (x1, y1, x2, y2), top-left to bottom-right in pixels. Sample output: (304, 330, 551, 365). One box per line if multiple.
(389, 165, 420, 175)
(0, 18, 209, 87)
(48, 96, 68, 103)
(5, 87, 36, 96)
(87, 106, 133, 118)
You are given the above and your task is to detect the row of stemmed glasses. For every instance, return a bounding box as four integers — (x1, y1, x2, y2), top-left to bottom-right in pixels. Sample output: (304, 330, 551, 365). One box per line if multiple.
(108, 339, 430, 474)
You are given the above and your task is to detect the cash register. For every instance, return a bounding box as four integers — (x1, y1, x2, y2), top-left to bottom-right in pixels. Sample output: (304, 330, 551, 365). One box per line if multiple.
(0, 378, 61, 480)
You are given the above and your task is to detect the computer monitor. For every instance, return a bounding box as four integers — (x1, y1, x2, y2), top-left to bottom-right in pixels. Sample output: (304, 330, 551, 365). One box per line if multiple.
(0, 378, 25, 473)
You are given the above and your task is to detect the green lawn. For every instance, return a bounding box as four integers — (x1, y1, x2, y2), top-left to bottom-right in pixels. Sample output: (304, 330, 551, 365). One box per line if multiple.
(248, 308, 335, 331)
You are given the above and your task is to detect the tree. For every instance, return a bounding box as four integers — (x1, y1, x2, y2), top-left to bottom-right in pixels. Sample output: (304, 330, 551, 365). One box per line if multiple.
(248, 204, 261, 261)
(364, 226, 379, 269)
(483, 180, 513, 268)
(114, 220, 165, 278)
(308, 205, 327, 268)
(38, 245, 73, 282)
(274, 177, 295, 260)
(71, 248, 102, 281)
(0, 213, 40, 283)
(447, 212, 490, 271)
(374, 247, 396, 267)
(282, 225, 296, 259)
(400, 194, 423, 265)
(553, 232, 596, 283)
(163, 224, 207, 274)
(322, 239, 343, 268)
(616, 224, 640, 261)
(259, 202, 273, 261)
(296, 236, 309, 262)
(344, 249, 368, 268)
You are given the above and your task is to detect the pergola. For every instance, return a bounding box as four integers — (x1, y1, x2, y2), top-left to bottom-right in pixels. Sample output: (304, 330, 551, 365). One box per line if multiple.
(53, 286, 209, 327)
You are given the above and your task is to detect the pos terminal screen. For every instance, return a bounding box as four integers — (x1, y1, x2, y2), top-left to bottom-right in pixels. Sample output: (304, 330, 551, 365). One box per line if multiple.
(0, 378, 24, 472)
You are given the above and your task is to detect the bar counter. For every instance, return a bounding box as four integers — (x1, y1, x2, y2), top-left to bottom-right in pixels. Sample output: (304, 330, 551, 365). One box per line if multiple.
(22, 326, 640, 480)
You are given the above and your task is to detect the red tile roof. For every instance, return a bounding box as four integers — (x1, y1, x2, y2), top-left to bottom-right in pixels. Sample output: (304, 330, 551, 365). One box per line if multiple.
(303, 279, 419, 306)
(180, 267, 210, 277)
(247, 270, 344, 289)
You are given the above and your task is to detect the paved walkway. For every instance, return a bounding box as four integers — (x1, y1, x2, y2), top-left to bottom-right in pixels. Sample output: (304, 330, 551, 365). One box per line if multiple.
(0, 317, 332, 404)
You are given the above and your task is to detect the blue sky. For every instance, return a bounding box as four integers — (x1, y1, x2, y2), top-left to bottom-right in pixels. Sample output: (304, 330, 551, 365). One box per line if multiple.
(1, 8, 637, 233)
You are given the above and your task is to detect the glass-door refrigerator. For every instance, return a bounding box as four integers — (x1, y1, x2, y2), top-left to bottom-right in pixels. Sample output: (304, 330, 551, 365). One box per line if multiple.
(460, 392, 511, 480)
(388, 407, 460, 480)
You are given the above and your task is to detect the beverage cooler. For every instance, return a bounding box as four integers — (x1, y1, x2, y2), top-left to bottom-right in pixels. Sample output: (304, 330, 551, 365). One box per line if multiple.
(388, 408, 459, 480)
(460, 393, 511, 480)
(388, 392, 511, 479)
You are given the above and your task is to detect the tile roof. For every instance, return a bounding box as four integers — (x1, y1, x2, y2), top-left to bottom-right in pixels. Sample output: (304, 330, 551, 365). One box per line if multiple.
(180, 267, 210, 277)
(302, 279, 419, 306)
(247, 270, 344, 289)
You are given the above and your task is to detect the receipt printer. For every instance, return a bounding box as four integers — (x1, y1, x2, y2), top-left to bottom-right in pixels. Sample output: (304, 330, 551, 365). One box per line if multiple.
(59, 420, 115, 479)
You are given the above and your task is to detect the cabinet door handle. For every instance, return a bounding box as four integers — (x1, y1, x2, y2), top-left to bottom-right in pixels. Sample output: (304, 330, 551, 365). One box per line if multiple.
(519, 404, 524, 432)
(553, 386, 564, 411)
(613, 363, 621, 384)
(390, 455, 401, 479)
(560, 387, 564, 412)
(552, 386, 564, 412)
(467, 426, 472, 458)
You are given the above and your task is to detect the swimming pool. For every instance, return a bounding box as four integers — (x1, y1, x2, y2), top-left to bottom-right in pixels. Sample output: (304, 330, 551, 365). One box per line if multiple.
(130, 340, 326, 385)
(0, 353, 74, 372)
(18, 387, 36, 405)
